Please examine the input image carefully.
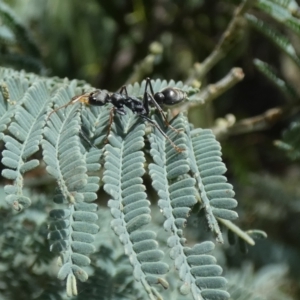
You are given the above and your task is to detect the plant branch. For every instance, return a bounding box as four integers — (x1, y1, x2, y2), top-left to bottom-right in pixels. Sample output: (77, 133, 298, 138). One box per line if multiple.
(218, 218, 255, 246)
(224, 107, 284, 135)
(213, 104, 300, 139)
(198, 67, 244, 103)
(180, 67, 244, 113)
(125, 42, 163, 84)
(185, 0, 255, 85)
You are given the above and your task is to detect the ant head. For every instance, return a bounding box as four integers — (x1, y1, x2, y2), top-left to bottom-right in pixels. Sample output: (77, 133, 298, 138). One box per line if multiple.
(89, 90, 110, 106)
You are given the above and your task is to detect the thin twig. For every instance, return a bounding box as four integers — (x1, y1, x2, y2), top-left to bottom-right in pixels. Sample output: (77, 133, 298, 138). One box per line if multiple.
(126, 42, 163, 84)
(185, 0, 255, 85)
(213, 104, 300, 139)
(218, 218, 255, 246)
(180, 67, 244, 113)
(198, 67, 244, 103)
(224, 107, 284, 135)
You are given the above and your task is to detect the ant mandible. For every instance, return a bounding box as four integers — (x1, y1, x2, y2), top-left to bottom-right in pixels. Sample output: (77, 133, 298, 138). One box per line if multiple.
(48, 78, 187, 152)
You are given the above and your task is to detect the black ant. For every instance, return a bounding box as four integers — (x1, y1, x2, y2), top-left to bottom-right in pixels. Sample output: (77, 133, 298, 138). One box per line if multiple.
(48, 78, 187, 152)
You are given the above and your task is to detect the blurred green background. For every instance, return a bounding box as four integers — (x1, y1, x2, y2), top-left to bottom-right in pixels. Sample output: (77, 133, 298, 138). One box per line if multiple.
(1, 0, 300, 299)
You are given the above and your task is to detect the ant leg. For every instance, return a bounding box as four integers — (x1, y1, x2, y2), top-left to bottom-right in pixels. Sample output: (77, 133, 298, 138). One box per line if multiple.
(105, 107, 115, 144)
(144, 78, 181, 134)
(145, 77, 155, 96)
(140, 115, 184, 153)
(143, 90, 150, 116)
(47, 93, 90, 121)
(143, 77, 155, 115)
(119, 85, 128, 97)
(146, 92, 182, 134)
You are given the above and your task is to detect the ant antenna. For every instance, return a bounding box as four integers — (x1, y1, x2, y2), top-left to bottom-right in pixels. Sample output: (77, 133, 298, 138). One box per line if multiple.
(47, 93, 90, 121)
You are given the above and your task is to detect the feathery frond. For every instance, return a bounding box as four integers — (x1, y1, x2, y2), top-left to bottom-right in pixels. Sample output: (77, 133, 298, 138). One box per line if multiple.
(0, 0, 43, 72)
(188, 128, 238, 243)
(253, 59, 298, 101)
(247, 14, 300, 68)
(183, 242, 230, 300)
(0, 72, 36, 139)
(103, 109, 169, 300)
(0, 67, 242, 299)
(2, 80, 50, 210)
(227, 263, 293, 300)
(42, 85, 101, 296)
(148, 110, 230, 299)
(255, 0, 300, 36)
(275, 121, 300, 160)
(0, 0, 40, 57)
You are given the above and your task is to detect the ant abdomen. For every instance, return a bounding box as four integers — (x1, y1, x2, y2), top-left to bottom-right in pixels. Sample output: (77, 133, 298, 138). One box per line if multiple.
(154, 88, 187, 106)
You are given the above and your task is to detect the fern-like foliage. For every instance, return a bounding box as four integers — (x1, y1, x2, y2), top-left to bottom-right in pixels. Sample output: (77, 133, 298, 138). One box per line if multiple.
(250, 1, 300, 95)
(43, 84, 104, 296)
(251, 1, 300, 163)
(246, 13, 300, 68)
(253, 59, 298, 102)
(227, 263, 293, 300)
(0, 68, 242, 299)
(2, 80, 50, 210)
(0, 187, 60, 300)
(149, 115, 199, 297)
(188, 128, 238, 243)
(75, 245, 147, 300)
(255, 0, 300, 36)
(0, 0, 44, 73)
(275, 121, 300, 160)
(102, 110, 169, 300)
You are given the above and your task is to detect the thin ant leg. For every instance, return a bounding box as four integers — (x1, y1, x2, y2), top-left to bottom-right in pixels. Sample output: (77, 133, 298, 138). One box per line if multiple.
(105, 107, 115, 144)
(119, 85, 128, 97)
(145, 77, 156, 97)
(144, 78, 181, 134)
(143, 77, 154, 116)
(47, 93, 90, 121)
(104, 84, 129, 143)
(146, 92, 182, 134)
(79, 129, 96, 149)
(140, 115, 184, 153)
